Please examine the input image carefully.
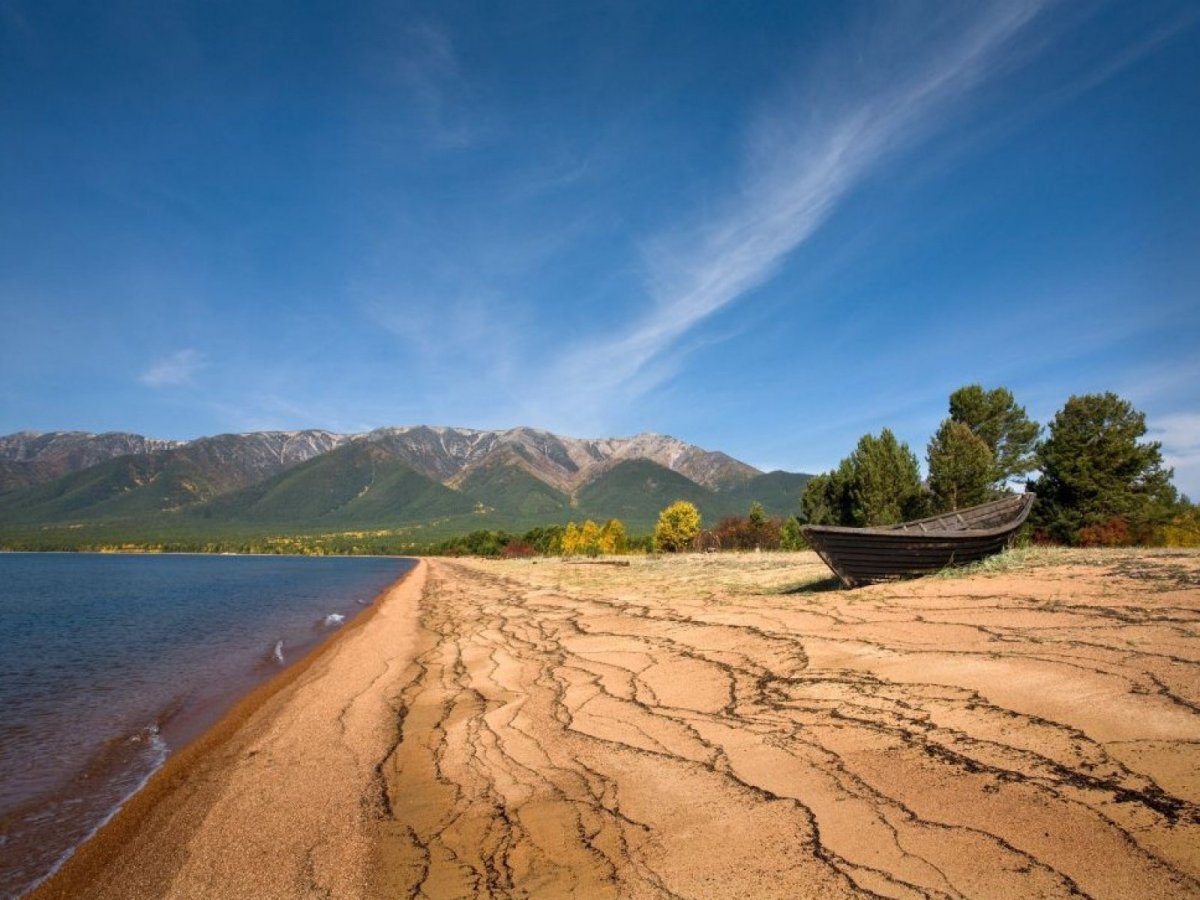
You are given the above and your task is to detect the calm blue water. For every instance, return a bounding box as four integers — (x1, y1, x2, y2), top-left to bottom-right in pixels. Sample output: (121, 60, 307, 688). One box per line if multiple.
(0, 552, 414, 897)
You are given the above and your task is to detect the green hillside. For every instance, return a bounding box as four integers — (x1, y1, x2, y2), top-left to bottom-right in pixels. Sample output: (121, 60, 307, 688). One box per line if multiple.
(195, 443, 475, 524)
(0, 453, 219, 525)
(572, 462, 807, 530)
(456, 460, 571, 518)
(716, 470, 811, 519)
(575, 459, 714, 529)
(330, 463, 476, 523)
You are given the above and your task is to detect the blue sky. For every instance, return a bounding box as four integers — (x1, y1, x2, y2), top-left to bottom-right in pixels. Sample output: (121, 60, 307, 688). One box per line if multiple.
(2, 1, 1198, 496)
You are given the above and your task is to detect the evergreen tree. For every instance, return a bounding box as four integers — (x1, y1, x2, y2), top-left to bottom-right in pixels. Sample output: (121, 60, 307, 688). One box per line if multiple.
(801, 430, 926, 526)
(654, 500, 701, 552)
(847, 429, 927, 525)
(780, 517, 806, 550)
(948, 385, 1040, 488)
(748, 501, 767, 546)
(927, 420, 994, 511)
(800, 473, 831, 525)
(800, 462, 854, 525)
(748, 501, 766, 528)
(1033, 392, 1176, 544)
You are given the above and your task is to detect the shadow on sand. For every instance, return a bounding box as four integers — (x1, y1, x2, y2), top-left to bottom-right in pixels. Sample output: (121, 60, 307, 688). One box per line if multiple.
(779, 576, 844, 594)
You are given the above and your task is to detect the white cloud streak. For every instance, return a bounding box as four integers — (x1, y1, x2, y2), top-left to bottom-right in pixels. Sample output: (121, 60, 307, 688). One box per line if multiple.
(537, 3, 1046, 423)
(398, 21, 480, 150)
(138, 348, 204, 387)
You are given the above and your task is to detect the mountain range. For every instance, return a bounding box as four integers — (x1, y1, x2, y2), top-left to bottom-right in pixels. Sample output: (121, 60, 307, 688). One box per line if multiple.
(0, 426, 811, 546)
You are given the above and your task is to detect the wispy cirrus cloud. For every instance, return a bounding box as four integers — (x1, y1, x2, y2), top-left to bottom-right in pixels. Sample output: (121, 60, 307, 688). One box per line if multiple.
(396, 21, 482, 150)
(536, 4, 1047, 419)
(138, 348, 204, 387)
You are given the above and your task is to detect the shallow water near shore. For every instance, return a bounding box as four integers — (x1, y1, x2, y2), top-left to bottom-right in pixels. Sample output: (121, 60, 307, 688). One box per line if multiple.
(0, 552, 414, 897)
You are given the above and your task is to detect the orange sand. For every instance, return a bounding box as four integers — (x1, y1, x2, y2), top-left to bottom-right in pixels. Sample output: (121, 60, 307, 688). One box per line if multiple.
(36, 551, 1200, 899)
(376, 552, 1200, 898)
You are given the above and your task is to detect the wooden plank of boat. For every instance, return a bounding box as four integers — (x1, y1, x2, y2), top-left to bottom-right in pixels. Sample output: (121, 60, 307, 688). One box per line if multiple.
(801, 493, 1035, 588)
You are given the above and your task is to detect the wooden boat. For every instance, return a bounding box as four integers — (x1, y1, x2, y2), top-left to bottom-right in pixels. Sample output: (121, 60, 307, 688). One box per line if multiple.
(802, 493, 1036, 588)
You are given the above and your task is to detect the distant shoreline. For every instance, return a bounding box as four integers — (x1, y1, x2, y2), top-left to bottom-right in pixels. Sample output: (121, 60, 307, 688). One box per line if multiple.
(0, 547, 411, 559)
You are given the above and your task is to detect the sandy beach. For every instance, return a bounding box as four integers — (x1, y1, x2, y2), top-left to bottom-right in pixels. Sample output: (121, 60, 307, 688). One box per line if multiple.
(32, 562, 428, 899)
(35, 551, 1200, 898)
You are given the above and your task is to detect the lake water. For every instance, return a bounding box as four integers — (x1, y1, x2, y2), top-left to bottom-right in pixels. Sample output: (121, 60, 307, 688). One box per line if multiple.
(0, 552, 415, 897)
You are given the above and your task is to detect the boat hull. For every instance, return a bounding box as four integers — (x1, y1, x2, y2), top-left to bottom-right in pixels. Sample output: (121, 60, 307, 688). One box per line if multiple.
(802, 494, 1035, 588)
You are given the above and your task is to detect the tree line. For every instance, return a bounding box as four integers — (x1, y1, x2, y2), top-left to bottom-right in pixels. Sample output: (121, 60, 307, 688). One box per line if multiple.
(800, 385, 1194, 547)
(432, 521, 657, 558)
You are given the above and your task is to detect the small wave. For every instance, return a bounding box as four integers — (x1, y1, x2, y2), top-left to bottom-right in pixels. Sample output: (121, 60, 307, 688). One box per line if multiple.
(254, 639, 287, 671)
(23, 720, 170, 895)
(130, 724, 169, 768)
(321, 613, 346, 628)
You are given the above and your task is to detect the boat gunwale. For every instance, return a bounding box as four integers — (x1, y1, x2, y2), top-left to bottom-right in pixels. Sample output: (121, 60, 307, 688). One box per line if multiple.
(800, 493, 1035, 541)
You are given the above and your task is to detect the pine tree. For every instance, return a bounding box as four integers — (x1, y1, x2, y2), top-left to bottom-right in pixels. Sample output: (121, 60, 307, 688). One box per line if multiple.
(780, 517, 806, 550)
(748, 501, 768, 547)
(801, 431, 926, 526)
(801, 431, 926, 527)
(1034, 393, 1176, 544)
(801, 462, 854, 525)
(847, 429, 927, 526)
(748, 501, 766, 528)
(927, 420, 994, 511)
(948, 385, 1040, 488)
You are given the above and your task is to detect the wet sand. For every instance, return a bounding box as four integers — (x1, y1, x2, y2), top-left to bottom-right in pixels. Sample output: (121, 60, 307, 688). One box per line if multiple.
(35, 550, 1200, 898)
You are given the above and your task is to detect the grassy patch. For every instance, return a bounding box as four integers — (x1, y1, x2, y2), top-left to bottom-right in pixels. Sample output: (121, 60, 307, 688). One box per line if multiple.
(932, 547, 1059, 579)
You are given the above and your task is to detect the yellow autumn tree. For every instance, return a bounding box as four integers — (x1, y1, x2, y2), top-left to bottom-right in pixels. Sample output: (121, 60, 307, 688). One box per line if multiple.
(560, 522, 580, 556)
(654, 500, 701, 552)
(578, 520, 602, 557)
(1162, 506, 1200, 547)
(598, 518, 628, 554)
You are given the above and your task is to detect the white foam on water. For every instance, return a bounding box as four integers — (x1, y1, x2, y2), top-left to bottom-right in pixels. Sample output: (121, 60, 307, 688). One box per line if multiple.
(272, 639, 285, 665)
(322, 613, 346, 627)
